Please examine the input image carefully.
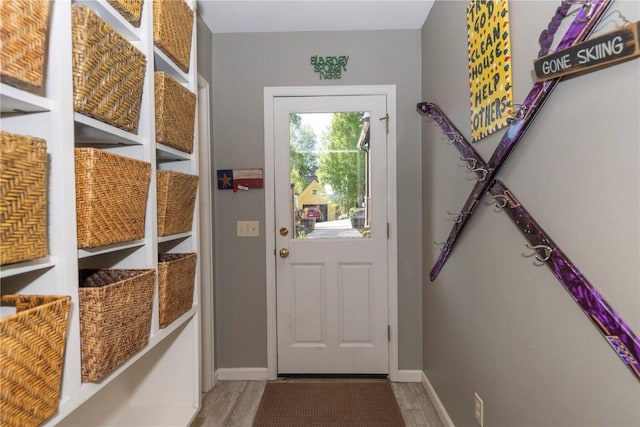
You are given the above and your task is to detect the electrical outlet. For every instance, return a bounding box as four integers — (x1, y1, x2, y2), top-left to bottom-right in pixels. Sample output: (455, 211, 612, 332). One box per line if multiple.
(474, 393, 484, 427)
(237, 221, 259, 237)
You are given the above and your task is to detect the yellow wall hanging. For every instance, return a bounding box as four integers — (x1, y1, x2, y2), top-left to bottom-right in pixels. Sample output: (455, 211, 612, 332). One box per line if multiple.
(467, 0, 513, 142)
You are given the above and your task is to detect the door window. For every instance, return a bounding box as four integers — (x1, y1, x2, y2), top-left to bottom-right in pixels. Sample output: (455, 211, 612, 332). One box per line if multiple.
(290, 112, 372, 239)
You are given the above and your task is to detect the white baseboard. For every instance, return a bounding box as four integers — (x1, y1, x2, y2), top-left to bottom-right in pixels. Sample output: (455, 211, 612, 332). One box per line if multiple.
(421, 371, 454, 427)
(216, 368, 270, 381)
(394, 369, 423, 382)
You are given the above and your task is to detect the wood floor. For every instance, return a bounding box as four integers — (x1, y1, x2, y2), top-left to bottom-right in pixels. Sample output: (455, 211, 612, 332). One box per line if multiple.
(190, 380, 444, 427)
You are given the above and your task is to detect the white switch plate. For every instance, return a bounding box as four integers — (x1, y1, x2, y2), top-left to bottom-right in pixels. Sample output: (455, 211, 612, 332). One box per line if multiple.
(237, 221, 259, 237)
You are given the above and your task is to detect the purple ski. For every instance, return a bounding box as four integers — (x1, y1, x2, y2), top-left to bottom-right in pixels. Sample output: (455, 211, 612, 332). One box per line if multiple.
(418, 102, 487, 180)
(418, 0, 613, 281)
(489, 180, 640, 381)
(419, 103, 640, 381)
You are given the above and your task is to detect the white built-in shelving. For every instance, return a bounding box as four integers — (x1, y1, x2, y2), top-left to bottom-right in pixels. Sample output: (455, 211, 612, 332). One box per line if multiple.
(0, 0, 202, 425)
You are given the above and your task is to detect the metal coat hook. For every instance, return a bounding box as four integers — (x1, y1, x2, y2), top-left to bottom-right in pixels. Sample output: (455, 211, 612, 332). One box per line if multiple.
(524, 242, 553, 263)
(593, 10, 630, 34)
(491, 194, 509, 209)
(433, 241, 449, 251)
(428, 116, 443, 126)
(425, 115, 444, 128)
(446, 132, 461, 143)
(446, 210, 466, 224)
(566, 0, 593, 22)
(459, 157, 478, 170)
(505, 103, 529, 124)
(470, 167, 488, 182)
(439, 134, 453, 145)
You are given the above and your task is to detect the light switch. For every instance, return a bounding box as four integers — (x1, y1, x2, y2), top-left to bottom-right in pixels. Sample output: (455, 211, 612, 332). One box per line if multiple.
(237, 221, 259, 237)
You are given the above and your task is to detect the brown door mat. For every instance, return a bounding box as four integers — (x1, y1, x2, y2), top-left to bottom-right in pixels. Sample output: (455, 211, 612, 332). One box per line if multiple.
(253, 380, 406, 427)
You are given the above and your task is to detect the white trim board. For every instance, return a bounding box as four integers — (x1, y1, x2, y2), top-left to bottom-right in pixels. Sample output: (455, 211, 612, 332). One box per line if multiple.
(395, 370, 423, 383)
(263, 85, 398, 381)
(216, 368, 271, 381)
(197, 74, 216, 394)
(421, 371, 455, 427)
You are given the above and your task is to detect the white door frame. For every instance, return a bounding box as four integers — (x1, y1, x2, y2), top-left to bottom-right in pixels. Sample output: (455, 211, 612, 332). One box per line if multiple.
(198, 74, 215, 391)
(264, 85, 398, 381)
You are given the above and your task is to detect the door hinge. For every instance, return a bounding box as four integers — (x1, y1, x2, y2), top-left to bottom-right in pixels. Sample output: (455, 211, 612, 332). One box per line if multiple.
(388, 325, 391, 342)
(387, 222, 390, 239)
(379, 113, 389, 135)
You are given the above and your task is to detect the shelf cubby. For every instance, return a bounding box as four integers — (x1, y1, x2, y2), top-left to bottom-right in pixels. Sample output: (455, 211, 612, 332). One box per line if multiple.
(0, 0, 202, 425)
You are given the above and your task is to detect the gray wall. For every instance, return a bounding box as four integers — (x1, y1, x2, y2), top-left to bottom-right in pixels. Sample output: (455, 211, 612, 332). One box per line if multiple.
(212, 30, 423, 369)
(421, 1, 639, 426)
(196, 14, 213, 85)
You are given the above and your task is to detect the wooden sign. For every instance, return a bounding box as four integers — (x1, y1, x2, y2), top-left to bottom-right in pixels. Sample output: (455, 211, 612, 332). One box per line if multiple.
(467, 0, 513, 142)
(534, 22, 640, 81)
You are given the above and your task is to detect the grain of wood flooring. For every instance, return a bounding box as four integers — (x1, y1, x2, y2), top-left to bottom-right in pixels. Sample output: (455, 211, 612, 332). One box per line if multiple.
(190, 380, 444, 427)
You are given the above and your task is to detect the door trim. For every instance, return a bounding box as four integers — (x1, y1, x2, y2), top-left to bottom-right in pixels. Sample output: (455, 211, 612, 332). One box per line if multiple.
(197, 74, 215, 392)
(263, 85, 398, 380)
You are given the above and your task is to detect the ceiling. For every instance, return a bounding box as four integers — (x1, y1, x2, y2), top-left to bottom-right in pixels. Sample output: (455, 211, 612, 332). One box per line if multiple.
(196, 0, 435, 34)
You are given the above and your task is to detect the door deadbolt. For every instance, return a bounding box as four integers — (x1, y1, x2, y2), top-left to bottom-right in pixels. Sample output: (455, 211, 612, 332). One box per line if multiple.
(279, 227, 289, 236)
(279, 248, 290, 258)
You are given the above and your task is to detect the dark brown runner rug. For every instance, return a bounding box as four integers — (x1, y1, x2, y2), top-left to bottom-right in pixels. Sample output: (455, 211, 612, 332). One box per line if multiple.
(253, 381, 406, 427)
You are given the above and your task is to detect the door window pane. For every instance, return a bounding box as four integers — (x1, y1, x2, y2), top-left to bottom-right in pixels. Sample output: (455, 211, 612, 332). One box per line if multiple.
(290, 112, 371, 239)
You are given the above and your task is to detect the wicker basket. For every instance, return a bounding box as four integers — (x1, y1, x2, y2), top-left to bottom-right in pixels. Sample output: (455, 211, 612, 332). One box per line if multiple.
(75, 148, 151, 249)
(157, 170, 199, 237)
(0, 295, 71, 427)
(72, 4, 146, 133)
(0, 0, 51, 92)
(0, 131, 47, 266)
(158, 253, 196, 328)
(153, 0, 193, 72)
(106, 0, 144, 27)
(155, 71, 196, 153)
(79, 269, 155, 382)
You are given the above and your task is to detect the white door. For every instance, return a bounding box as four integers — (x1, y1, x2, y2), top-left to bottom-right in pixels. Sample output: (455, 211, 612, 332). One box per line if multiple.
(274, 95, 389, 374)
